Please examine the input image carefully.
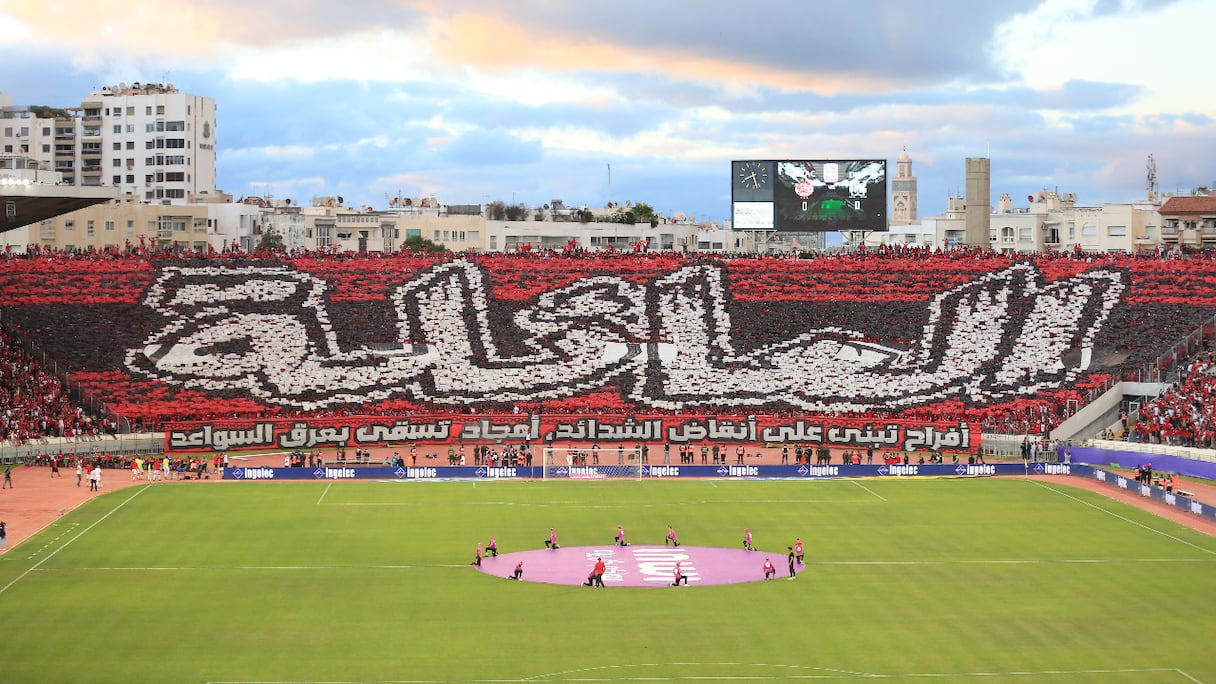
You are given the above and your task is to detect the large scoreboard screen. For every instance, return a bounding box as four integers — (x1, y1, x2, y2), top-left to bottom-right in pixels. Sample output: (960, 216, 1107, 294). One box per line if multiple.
(731, 159, 888, 232)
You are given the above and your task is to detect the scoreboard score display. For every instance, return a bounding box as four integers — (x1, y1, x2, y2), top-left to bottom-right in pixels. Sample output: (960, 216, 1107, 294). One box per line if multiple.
(731, 159, 888, 232)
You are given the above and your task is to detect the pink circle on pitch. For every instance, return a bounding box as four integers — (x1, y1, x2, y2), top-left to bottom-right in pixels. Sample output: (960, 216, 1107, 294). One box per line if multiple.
(474, 545, 796, 587)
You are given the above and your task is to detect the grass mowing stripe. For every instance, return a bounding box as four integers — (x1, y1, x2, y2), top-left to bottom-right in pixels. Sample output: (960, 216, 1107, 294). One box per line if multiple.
(0, 484, 148, 596)
(1029, 479, 1216, 556)
(6, 479, 1215, 684)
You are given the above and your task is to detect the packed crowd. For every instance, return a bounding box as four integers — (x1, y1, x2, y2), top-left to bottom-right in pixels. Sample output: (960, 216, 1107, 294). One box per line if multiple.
(1130, 352, 1216, 448)
(0, 244, 1213, 441)
(0, 327, 104, 444)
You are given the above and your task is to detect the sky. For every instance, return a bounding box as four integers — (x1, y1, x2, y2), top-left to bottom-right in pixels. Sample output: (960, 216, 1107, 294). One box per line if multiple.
(1, 0, 1214, 227)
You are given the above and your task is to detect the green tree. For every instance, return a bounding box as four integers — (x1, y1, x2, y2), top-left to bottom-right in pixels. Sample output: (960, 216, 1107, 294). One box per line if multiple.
(256, 228, 285, 251)
(28, 105, 70, 118)
(631, 202, 659, 227)
(400, 234, 446, 253)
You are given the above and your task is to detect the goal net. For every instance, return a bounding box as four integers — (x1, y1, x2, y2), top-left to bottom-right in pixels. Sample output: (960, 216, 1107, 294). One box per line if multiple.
(541, 447, 643, 480)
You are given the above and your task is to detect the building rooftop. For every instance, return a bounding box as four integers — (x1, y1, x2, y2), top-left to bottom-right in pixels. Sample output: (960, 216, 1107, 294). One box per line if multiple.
(1159, 195, 1216, 215)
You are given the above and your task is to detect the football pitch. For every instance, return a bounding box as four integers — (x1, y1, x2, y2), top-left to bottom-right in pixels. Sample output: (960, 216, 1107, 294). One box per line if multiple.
(2, 477, 1215, 683)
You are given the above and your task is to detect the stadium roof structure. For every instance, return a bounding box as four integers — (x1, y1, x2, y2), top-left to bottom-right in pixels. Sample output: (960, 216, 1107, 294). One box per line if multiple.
(0, 182, 117, 233)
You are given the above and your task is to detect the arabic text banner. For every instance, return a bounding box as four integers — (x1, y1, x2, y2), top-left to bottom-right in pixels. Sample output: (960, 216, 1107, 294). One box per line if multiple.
(164, 414, 976, 455)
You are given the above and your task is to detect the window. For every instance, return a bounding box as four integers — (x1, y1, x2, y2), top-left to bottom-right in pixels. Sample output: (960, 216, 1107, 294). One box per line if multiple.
(1082, 224, 1097, 237)
(113, 158, 122, 167)
(126, 220, 134, 235)
(2, 127, 9, 136)
(158, 218, 186, 237)
(126, 124, 134, 134)
(1146, 225, 1158, 240)
(1106, 225, 1127, 237)
(64, 220, 74, 230)
(126, 175, 134, 183)
(126, 106, 134, 116)
(113, 142, 122, 151)
(104, 220, 115, 231)
(113, 125, 122, 134)
(156, 105, 164, 115)
(41, 144, 49, 153)
(112, 175, 122, 184)
(87, 220, 94, 236)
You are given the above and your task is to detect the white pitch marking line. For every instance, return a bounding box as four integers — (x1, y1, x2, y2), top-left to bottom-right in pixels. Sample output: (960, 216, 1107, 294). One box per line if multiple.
(316, 481, 332, 505)
(202, 665, 1202, 682)
(850, 480, 886, 501)
(1030, 480, 1216, 556)
(0, 486, 148, 596)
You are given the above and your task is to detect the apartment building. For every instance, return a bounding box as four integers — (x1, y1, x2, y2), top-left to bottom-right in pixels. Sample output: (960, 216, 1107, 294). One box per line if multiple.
(80, 82, 217, 202)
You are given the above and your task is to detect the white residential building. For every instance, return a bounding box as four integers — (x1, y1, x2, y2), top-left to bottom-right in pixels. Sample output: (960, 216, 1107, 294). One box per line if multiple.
(79, 82, 217, 202)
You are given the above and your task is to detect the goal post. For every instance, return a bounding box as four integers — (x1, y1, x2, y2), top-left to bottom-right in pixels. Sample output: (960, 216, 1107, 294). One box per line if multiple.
(541, 446, 643, 481)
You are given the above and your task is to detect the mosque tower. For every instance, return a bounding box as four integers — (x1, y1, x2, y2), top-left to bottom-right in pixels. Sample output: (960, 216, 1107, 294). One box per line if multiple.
(891, 147, 918, 225)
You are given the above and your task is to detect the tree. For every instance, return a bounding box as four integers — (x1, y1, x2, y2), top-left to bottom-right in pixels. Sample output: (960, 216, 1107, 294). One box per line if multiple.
(631, 202, 659, 227)
(485, 201, 507, 221)
(28, 105, 70, 119)
(256, 228, 285, 251)
(400, 234, 446, 253)
(505, 203, 528, 221)
(575, 208, 594, 223)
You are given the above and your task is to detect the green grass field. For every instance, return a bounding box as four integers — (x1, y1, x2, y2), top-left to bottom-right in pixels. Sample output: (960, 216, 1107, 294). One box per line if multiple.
(2, 477, 1215, 683)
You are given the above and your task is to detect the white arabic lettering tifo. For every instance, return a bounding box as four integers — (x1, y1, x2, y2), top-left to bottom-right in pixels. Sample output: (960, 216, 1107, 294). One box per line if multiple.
(127, 260, 1124, 413)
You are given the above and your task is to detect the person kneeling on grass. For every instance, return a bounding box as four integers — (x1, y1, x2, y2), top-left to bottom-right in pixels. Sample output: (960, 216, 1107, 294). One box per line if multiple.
(763, 557, 776, 580)
(508, 561, 523, 580)
(615, 525, 630, 546)
(472, 542, 483, 567)
(486, 535, 498, 557)
(545, 527, 559, 550)
(671, 561, 688, 586)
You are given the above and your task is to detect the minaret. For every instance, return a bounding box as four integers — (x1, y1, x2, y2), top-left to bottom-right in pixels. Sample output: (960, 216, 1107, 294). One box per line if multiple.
(891, 147, 918, 225)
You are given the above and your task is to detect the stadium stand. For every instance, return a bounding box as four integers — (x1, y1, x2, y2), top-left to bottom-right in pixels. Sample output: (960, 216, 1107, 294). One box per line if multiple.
(1130, 352, 1216, 447)
(0, 245, 1215, 441)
